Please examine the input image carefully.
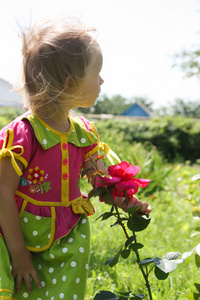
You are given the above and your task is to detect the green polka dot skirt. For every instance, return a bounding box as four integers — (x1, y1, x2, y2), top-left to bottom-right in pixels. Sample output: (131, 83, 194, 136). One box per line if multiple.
(0, 214, 90, 300)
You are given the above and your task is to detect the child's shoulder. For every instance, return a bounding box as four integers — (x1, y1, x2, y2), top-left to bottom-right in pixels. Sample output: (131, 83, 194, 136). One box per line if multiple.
(71, 115, 94, 132)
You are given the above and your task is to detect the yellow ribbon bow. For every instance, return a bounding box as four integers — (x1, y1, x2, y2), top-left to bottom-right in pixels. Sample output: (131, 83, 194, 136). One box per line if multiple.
(0, 129, 24, 176)
(98, 142, 121, 165)
(90, 122, 121, 165)
(71, 197, 95, 215)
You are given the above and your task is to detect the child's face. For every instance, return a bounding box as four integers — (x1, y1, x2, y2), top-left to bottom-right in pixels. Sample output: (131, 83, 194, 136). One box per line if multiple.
(79, 52, 104, 107)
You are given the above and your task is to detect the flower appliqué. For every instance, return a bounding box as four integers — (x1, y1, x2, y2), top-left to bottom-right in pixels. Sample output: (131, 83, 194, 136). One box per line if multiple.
(20, 166, 51, 194)
(28, 167, 44, 184)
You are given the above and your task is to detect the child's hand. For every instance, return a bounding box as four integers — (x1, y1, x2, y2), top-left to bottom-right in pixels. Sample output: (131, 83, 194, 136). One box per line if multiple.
(115, 196, 152, 215)
(11, 248, 41, 294)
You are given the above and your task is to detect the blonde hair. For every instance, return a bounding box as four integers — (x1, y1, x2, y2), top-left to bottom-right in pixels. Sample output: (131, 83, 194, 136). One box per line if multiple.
(21, 19, 101, 121)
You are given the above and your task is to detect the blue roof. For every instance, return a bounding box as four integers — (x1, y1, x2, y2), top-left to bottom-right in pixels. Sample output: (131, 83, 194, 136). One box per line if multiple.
(121, 103, 150, 117)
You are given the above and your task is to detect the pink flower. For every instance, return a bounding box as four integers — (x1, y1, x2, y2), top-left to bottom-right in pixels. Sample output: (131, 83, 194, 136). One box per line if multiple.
(96, 161, 151, 201)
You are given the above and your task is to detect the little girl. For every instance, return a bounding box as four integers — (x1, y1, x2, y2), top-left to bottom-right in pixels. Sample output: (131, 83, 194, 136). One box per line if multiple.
(0, 19, 151, 300)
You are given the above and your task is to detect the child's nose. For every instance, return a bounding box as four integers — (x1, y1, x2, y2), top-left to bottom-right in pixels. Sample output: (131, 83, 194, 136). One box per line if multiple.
(100, 76, 104, 86)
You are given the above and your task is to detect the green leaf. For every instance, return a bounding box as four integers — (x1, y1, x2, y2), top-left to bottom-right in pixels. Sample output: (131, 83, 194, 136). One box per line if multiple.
(192, 207, 200, 220)
(195, 253, 200, 269)
(196, 244, 200, 256)
(194, 283, 200, 293)
(180, 248, 195, 263)
(105, 249, 122, 267)
(154, 257, 178, 273)
(154, 266, 169, 280)
(162, 252, 181, 260)
(42, 181, 51, 193)
(94, 291, 119, 300)
(127, 215, 151, 232)
(129, 243, 144, 251)
(111, 218, 127, 227)
(92, 187, 106, 198)
(139, 258, 155, 266)
(121, 249, 131, 259)
(125, 235, 136, 248)
(192, 174, 200, 181)
(96, 212, 114, 221)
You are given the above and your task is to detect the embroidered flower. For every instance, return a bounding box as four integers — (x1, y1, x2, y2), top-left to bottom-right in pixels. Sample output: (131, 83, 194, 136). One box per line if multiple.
(29, 186, 37, 194)
(28, 167, 45, 184)
(20, 177, 27, 186)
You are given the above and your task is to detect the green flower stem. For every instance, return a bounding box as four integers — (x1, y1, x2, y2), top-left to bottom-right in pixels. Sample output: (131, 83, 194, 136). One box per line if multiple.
(116, 206, 153, 299)
(133, 239, 153, 300)
(113, 203, 130, 240)
(39, 182, 44, 194)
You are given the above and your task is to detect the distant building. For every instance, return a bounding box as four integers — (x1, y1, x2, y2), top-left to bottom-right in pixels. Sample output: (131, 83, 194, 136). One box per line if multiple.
(0, 78, 23, 107)
(121, 102, 151, 118)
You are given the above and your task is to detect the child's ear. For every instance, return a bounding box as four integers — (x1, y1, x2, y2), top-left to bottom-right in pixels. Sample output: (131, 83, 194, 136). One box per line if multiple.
(65, 76, 76, 93)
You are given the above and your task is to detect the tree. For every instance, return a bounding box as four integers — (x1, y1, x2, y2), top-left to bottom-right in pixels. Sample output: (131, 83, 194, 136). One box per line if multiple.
(170, 98, 200, 118)
(174, 48, 200, 79)
(155, 98, 200, 118)
(77, 95, 153, 115)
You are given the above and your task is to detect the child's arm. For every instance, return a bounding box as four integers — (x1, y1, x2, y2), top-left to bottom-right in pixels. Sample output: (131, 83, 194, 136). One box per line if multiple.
(0, 157, 41, 293)
(83, 152, 151, 214)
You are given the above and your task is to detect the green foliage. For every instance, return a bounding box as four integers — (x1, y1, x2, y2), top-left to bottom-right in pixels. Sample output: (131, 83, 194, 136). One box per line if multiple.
(94, 116, 200, 163)
(77, 95, 153, 115)
(0, 107, 24, 125)
(174, 48, 200, 79)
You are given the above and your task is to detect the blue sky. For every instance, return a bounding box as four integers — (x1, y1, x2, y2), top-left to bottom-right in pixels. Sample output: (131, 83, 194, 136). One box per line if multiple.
(0, 0, 200, 108)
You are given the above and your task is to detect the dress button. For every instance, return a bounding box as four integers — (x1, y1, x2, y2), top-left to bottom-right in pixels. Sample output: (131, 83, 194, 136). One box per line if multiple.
(63, 173, 68, 180)
(62, 143, 68, 150)
(63, 159, 68, 165)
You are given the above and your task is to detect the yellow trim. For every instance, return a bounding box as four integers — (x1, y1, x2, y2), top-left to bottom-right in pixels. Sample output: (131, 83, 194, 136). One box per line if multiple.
(0, 290, 12, 294)
(19, 200, 27, 217)
(15, 156, 28, 168)
(0, 296, 19, 300)
(60, 135, 69, 205)
(15, 190, 85, 207)
(0, 129, 25, 176)
(85, 145, 100, 159)
(29, 116, 42, 141)
(82, 127, 96, 144)
(26, 206, 56, 252)
(35, 115, 73, 136)
(15, 191, 94, 214)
